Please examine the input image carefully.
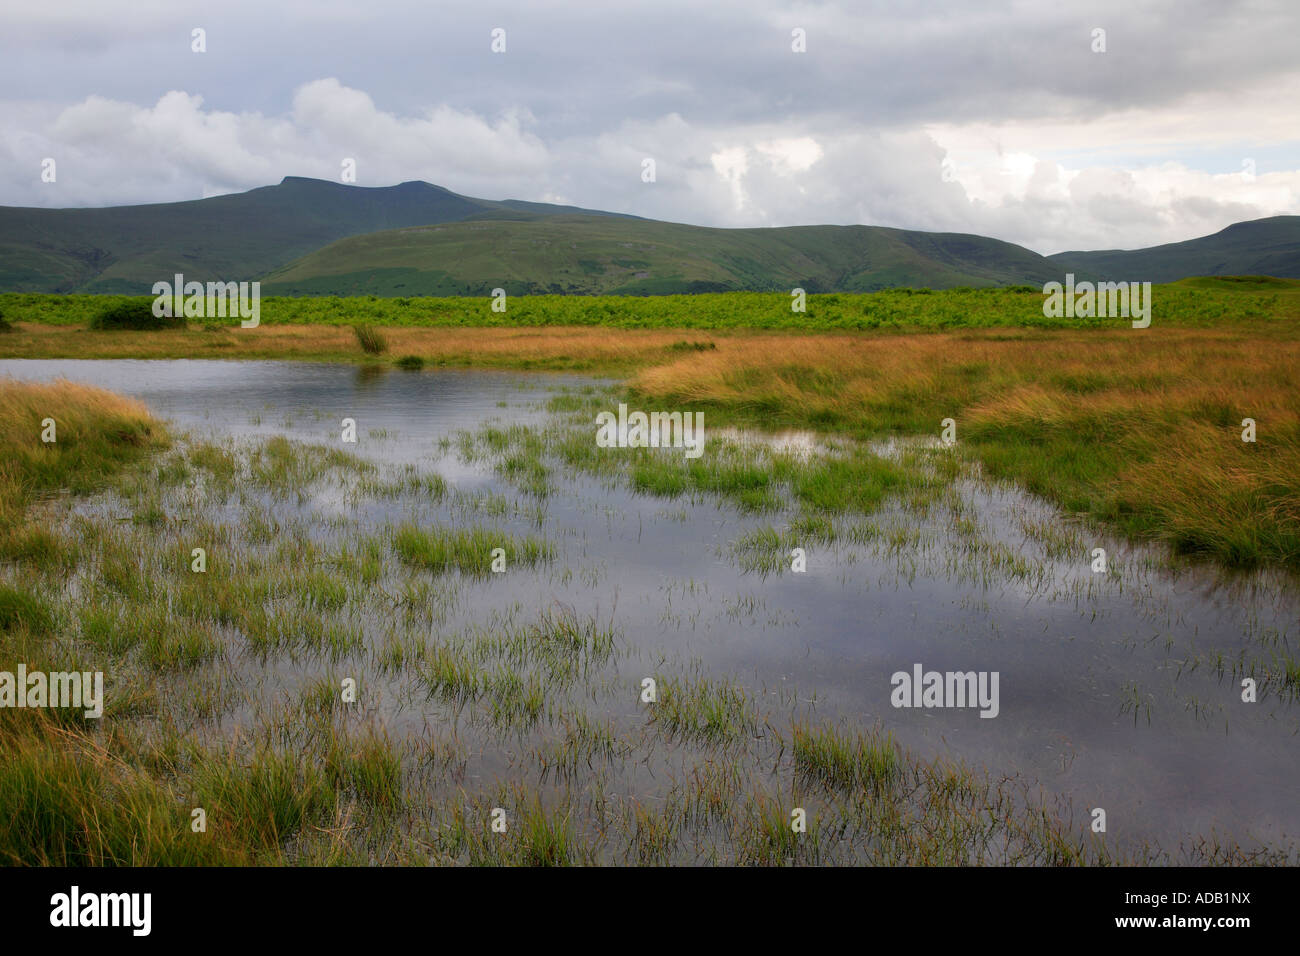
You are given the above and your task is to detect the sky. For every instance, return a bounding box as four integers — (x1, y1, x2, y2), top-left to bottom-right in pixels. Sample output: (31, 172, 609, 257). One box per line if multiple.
(1, 0, 1297, 254)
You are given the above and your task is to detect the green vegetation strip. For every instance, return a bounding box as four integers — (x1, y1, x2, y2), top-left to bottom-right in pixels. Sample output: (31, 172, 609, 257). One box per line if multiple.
(3, 278, 1298, 331)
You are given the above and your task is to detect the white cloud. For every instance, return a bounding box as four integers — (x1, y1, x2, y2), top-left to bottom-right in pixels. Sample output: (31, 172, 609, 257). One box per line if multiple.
(2, 79, 551, 206)
(0, 65, 1296, 254)
(710, 146, 750, 212)
(755, 138, 823, 175)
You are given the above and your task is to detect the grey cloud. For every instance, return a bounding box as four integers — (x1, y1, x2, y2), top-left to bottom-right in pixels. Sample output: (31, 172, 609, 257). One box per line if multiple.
(0, 0, 1296, 252)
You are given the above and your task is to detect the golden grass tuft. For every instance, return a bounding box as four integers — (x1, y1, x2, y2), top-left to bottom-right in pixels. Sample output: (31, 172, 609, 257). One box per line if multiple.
(0, 378, 165, 526)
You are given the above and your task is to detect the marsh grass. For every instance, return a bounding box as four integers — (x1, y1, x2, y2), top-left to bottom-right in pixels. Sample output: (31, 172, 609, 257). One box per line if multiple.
(430, 793, 581, 866)
(631, 329, 1300, 570)
(140, 621, 223, 671)
(421, 608, 615, 731)
(454, 423, 554, 498)
(0, 523, 76, 571)
(191, 746, 337, 851)
(249, 435, 373, 494)
(534, 396, 935, 525)
(653, 675, 761, 744)
(730, 525, 791, 575)
(736, 797, 822, 866)
(324, 729, 404, 811)
(423, 644, 488, 702)
(392, 524, 554, 576)
(0, 379, 166, 525)
(791, 723, 899, 792)
(0, 584, 56, 634)
(793, 454, 907, 513)
(1, 378, 1293, 867)
(0, 724, 236, 865)
(536, 713, 629, 782)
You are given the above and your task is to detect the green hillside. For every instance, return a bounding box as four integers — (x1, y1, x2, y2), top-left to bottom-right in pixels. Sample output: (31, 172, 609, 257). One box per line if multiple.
(0, 177, 631, 294)
(5, 175, 1297, 297)
(1049, 216, 1300, 282)
(260, 215, 1067, 296)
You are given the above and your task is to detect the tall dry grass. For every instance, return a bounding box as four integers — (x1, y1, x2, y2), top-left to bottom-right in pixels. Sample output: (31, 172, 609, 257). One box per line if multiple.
(0, 379, 164, 525)
(631, 328, 1300, 568)
(0, 323, 730, 371)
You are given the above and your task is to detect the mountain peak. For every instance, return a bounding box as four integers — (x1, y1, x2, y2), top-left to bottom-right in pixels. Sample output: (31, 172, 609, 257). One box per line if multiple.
(2, 176, 1295, 294)
(276, 175, 449, 194)
(278, 175, 335, 186)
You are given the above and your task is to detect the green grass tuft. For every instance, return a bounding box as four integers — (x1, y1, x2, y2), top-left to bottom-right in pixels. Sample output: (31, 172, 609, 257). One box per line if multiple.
(354, 324, 388, 354)
(392, 524, 554, 576)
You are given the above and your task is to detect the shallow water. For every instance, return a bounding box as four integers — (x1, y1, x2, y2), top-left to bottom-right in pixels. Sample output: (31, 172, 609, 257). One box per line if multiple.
(5, 358, 1299, 856)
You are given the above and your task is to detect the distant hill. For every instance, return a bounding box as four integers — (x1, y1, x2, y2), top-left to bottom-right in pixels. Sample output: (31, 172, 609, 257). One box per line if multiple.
(0, 177, 632, 293)
(259, 215, 1065, 296)
(1049, 216, 1300, 283)
(2, 177, 1297, 296)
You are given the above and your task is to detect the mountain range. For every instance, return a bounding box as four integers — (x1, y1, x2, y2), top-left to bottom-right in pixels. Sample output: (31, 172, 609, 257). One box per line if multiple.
(1, 177, 1297, 295)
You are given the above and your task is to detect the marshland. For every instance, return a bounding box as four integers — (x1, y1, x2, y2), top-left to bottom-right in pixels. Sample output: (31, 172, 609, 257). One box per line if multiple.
(1, 283, 1298, 866)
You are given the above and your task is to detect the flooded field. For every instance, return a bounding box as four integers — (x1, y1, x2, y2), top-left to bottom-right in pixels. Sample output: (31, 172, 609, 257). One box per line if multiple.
(3, 358, 1298, 864)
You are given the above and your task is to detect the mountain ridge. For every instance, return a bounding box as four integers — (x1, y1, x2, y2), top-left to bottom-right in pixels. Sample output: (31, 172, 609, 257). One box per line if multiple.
(1, 177, 1297, 295)
(1048, 216, 1300, 283)
(259, 215, 1068, 295)
(0, 177, 636, 294)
